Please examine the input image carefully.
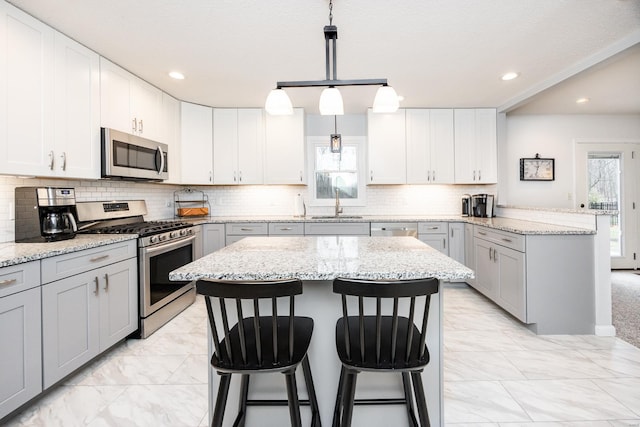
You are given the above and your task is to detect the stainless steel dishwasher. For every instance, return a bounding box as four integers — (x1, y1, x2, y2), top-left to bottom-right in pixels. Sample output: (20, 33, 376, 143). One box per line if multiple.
(370, 222, 418, 237)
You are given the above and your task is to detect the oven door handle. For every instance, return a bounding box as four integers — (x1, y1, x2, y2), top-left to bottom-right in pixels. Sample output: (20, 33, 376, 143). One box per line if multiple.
(141, 234, 196, 257)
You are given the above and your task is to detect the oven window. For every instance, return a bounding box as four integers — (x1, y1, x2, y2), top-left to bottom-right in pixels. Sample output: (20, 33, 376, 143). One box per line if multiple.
(113, 141, 167, 172)
(148, 243, 192, 306)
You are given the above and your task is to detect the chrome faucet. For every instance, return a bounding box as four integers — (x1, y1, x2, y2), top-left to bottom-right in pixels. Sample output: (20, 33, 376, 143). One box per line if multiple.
(335, 188, 343, 217)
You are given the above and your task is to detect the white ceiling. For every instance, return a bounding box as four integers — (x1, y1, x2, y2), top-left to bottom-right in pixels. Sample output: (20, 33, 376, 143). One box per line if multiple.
(7, 0, 640, 115)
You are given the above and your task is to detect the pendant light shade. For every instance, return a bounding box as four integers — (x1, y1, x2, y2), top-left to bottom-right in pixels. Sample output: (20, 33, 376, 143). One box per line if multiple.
(265, 89, 293, 115)
(372, 85, 399, 113)
(319, 87, 344, 115)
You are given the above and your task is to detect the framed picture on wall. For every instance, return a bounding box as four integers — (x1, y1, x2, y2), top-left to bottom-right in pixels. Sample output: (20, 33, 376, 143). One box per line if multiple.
(519, 154, 555, 181)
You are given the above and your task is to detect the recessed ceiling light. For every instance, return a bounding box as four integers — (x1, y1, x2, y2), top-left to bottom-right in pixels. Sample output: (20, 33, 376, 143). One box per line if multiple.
(576, 97, 590, 104)
(501, 72, 519, 81)
(169, 71, 185, 80)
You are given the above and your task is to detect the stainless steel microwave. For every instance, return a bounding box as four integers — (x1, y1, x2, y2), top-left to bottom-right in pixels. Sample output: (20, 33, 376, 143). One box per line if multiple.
(101, 128, 168, 181)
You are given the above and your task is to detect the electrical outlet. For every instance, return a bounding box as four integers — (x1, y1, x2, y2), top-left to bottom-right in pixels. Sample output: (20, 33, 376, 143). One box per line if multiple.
(166, 200, 172, 207)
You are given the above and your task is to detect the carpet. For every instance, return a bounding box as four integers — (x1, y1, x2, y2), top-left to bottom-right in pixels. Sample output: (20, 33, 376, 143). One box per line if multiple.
(611, 272, 640, 349)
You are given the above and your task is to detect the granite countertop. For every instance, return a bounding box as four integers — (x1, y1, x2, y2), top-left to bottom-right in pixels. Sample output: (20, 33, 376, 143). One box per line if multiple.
(171, 215, 595, 235)
(170, 235, 474, 282)
(497, 204, 617, 216)
(0, 234, 138, 268)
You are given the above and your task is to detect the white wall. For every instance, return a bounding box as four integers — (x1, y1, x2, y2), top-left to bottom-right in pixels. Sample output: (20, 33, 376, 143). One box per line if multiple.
(499, 114, 640, 207)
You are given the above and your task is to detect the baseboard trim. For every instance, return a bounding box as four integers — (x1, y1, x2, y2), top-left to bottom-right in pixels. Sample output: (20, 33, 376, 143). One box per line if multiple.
(595, 324, 616, 337)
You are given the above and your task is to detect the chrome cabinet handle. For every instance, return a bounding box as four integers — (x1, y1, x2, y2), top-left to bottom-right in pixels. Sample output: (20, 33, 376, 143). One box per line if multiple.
(478, 231, 487, 236)
(104, 273, 109, 291)
(48, 151, 54, 170)
(138, 119, 143, 133)
(240, 228, 253, 231)
(132, 118, 137, 133)
(502, 238, 513, 243)
(489, 247, 493, 261)
(370, 170, 373, 182)
(89, 254, 109, 262)
(94, 277, 99, 295)
(299, 171, 303, 182)
(478, 170, 482, 181)
(0, 278, 17, 287)
(209, 171, 213, 182)
(451, 228, 454, 238)
(238, 171, 242, 182)
(432, 170, 435, 182)
(427, 226, 439, 230)
(443, 238, 446, 249)
(233, 171, 236, 182)
(60, 152, 67, 171)
(280, 227, 293, 231)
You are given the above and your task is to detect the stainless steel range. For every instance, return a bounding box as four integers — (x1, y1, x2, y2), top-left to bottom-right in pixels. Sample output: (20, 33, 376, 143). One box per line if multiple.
(76, 200, 196, 338)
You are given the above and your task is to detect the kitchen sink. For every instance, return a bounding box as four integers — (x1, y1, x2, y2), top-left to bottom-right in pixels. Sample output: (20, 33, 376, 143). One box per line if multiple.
(311, 215, 364, 219)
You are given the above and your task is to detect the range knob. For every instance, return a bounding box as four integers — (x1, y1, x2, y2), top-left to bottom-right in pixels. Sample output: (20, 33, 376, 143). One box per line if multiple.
(159, 234, 167, 241)
(150, 235, 159, 244)
(179, 229, 187, 236)
(170, 231, 179, 238)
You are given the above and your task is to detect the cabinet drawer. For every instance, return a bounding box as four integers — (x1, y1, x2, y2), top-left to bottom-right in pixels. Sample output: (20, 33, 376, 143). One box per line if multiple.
(474, 226, 525, 252)
(0, 261, 41, 298)
(304, 222, 370, 236)
(418, 222, 448, 234)
(226, 223, 268, 236)
(268, 223, 304, 235)
(41, 240, 137, 284)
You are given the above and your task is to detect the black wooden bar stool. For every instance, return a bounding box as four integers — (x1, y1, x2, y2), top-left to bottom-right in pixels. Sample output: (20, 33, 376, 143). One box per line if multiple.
(196, 278, 321, 427)
(331, 277, 439, 427)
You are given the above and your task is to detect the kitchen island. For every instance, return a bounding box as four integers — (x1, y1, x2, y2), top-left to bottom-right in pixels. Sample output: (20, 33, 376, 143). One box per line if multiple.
(170, 235, 473, 427)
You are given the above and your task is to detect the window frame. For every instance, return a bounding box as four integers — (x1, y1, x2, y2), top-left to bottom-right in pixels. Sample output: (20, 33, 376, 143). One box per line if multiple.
(306, 136, 367, 207)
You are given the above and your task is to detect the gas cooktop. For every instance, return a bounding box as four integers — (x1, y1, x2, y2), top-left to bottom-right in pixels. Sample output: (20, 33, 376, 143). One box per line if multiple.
(81, 220, 192, 237)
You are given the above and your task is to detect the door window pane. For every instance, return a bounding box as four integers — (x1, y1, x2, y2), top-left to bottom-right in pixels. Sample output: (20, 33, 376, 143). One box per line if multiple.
(315, 146, 358, 200)
(587, 153, 621, 256)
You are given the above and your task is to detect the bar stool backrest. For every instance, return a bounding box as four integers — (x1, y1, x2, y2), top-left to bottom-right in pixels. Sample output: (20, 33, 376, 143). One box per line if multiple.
(333, 277, 439, 368)
(196, 279, 303, 370)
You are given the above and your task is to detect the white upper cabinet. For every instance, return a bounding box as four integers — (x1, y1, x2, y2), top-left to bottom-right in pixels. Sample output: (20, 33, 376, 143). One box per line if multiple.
(162, 93, 181, 184)
(53, 32, 100, 179)
(264, 108, 306, 184)
(100, 57, 163, 142)
(0, 2, 54, 176)
(367, 109, 406, 184)
(180, 102, 213, 184)
(454, 108, 497, 184)
(213, 108, 264, 185)
(406, 109, 454, 184)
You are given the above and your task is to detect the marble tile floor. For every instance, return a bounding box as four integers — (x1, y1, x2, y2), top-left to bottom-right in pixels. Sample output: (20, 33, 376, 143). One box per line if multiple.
(5, 284, 640, 427)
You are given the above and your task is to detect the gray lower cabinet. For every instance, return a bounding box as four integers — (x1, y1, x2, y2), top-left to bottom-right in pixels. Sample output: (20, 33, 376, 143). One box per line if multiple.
(463, 223, 475, 286)
(41, 241, 137, 388)
(418, 222, 448, 255)
(202, 223, 226, 255)
(0, 262, 42, 419)
(225, 222, 268, 245)
(304, 222, 370, 235)
(268, 222, 304, 236)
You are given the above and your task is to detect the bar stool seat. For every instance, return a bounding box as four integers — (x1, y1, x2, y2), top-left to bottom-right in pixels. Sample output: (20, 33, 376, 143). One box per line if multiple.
(197, 278, 321, 427)
(331, 277, 439, 427)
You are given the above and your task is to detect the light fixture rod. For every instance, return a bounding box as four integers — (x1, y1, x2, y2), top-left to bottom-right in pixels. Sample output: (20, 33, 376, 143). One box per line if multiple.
(277, 78, 388, 88)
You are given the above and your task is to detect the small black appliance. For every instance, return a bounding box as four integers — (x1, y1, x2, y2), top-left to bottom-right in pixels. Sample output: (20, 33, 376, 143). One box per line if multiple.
(15, 187, 78, 242)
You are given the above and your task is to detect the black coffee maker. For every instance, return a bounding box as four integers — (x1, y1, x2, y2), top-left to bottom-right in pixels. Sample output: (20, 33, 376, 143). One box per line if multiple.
(15, 187, 78, 242)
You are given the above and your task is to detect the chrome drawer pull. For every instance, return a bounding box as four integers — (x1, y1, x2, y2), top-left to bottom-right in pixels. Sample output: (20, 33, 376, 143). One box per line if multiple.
(240, 228, 253, 231)
(104, 273, 109, 291)
(478, 231, 487, 236)
(94, 277, 99, 295)
(0, 278, 18, 286)
(280, 227, 293, 231)
(89, 254, 110, 262)
(502, 238, 513, 243)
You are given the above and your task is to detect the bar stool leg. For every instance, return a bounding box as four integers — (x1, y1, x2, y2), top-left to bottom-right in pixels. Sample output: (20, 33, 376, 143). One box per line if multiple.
(284, 369, 303, 427)
(332, 367, 346, 427)
(340, 370, 358, 427)
(410, 371, 430, 427)
(235, 374, 250, 427)
(301, 355, 321, 426)
(402, 372, 418, 427)
(212, 373, 231, 427)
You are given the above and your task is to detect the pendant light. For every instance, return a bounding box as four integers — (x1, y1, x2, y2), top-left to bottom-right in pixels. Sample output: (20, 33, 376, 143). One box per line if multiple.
(265, 0, 398, 115)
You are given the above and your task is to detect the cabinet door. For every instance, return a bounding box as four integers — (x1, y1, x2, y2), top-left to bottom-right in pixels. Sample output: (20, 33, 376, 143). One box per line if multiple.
(212, 108, 238, 184)
(0, 2, 54, 176)
(162, 93, 182, 183)
(237, 109, 264, 184)
(429, 109, 455, 184)
(99, 57, 133, 134)
(130, 77, 162, 140)
(264, 108, 306, 184)
(0, 287, 42, 419)
(418, 234, 448, 255)
(406, 109, 430, 184)
(99, 258, 138, 351)
(180, 102, 213, 184)
(448, 223, 465, 265)
(475, 108, 497, 183)
(496, 246, 526, 321)
(42, 269, 100, 389)
(367, 109, 406, 184)
(473, 239, 497, 299)
(53, 31, 100, 179)
(453, 109, 476, 184)
(464, 224, 476, 286)
(203, 224, 226, 255)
